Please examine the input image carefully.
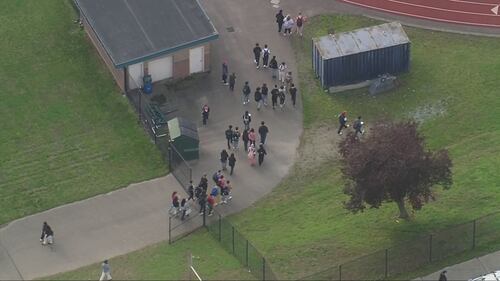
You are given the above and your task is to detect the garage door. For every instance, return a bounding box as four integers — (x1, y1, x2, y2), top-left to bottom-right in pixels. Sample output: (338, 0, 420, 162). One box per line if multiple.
(128, 62, 143, 89)
(189, 46, 204, 74)
(149, 56, 173, 82)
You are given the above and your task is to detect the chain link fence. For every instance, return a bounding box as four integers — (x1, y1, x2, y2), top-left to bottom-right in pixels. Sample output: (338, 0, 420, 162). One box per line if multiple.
(301, 211, 500, 280)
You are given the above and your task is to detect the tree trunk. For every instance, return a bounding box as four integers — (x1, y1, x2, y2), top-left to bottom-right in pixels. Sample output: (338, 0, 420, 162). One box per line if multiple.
(396, 199, 410, 219)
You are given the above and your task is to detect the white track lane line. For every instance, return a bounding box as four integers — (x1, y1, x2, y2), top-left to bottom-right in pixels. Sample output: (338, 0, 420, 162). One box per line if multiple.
(449, 0, 498, 6)
(387, 0, 497, 17)
(340, 0, 500, 27)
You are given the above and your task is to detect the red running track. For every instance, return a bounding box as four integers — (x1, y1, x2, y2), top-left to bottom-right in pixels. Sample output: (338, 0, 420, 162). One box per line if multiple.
(339, 0, 500, 27)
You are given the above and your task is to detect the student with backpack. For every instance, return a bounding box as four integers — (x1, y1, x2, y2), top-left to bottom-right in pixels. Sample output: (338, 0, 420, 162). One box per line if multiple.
(289, 83, 297, 107)
(278, 86, 286, 110)
(261, 83, 269, 106)
(202, 104, 210, 125)
(220, 149, 229, 170)
(295, 12, 306, 36)
(242, 129, 250, 152)
(271, 85, 279, 109)
(225, 125, 234, 149)
(353, 116, 365, 137)
(242, 81, 251, 105)
(269, 56, 278, 79)
(229, 73, 236, 91)
(253, 43, 262, 68)
(232, 127, 241, 150)
(278, 62, 287, 84)
(275, 10, 285, 33)
(242, 111, 252, 130)
(254, 87, 263, 111)
(262, 45, 271, 68)
(337, 111, 349, 135)
(228, 153, 236, 175)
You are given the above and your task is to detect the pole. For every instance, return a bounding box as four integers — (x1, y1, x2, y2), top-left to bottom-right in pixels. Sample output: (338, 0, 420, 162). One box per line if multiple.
(472, 219, 477, 249)
(232, 226, 235, 254)
(138, 89, 142, 124)
(429, 234, 433, 262)
(385, 248, 389, 278)
(262, 258, 266, 281)
(246, 240, 249, 267)
(168, 216, 172, 244)
(168, 143, 172, 171)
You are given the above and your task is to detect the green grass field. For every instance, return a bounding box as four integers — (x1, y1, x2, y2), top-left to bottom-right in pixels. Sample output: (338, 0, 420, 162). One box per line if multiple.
(44, 229, 255, 280)
(0, 1, 165, 224)
(227, 15, 500, 278)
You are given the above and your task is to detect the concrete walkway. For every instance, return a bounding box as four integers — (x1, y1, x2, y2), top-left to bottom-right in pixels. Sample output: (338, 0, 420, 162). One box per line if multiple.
(0, 0, 302, 279)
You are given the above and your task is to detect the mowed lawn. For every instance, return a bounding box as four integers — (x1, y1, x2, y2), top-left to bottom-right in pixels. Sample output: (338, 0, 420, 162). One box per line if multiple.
(0, 1, 165, 224)
(227, 15, 500, 278)
(44, 229, 254, 280)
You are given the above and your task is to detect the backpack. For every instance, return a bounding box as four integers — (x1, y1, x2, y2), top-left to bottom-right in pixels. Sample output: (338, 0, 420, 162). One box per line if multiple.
(233, 132, 240, 142)
(243, 114, 251, 124)
(296, 16, 303, 27)
(243, 85, 250, 95)
(211, 186, 219, 197)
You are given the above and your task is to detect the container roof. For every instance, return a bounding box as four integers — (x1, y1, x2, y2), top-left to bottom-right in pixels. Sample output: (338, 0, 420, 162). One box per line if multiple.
(313, 22, 410, 60)
(75, 0, 218, 68)
(168, 117, 199, 141)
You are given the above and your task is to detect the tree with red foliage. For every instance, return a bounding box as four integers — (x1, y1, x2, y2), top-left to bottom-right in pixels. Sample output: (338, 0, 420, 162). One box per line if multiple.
(338, 120, 452, 219)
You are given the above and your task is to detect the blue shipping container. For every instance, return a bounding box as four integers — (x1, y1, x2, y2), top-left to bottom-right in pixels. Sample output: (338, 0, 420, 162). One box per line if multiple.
(312, 22, 411, 88)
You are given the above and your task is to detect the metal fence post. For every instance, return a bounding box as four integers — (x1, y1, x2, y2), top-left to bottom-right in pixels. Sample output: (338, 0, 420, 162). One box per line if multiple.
(168, 216, 172, 244)
(232, 226, 235, 254)
(429, 234, 433, 262)
(218, 214, 222, 242)
(339, 264, 342, 281)
(262, 258, 266, 281)
(189, 167, 193, 182)
(202, 202, 206, 227)
(246, 240, 249, 267)
(385, 248, 389, 278)
(472, 219, 477, 249)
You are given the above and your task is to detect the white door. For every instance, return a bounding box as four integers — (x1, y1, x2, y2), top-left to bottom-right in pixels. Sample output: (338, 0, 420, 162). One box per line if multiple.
(148, 56, 173, 82)
(128, 62, 144, 89)
(189, 46, 204, 74)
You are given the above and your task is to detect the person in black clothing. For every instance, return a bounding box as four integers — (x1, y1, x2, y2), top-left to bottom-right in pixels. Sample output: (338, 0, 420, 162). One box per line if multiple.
(254, 87, 263, 111)
(257, 144, 267, 166)
(194, 185, 203, 200)
(242, 81, 251, 105)
(242, 111, 252, 131)
(276, 10, 285, 33)
(225, 125, 234, 149)
(253, 43, 262, 68)
(269, 56, 278, 79)
(353, 116, 364, 137)
(199, 174, 208, 194)
(202, 104, 210, 125)
(242, 129, 249, 152)
(228, 153, 236, 175)
(220, 149, 229, 170)
(271, 85, 279, 109)
(40, 221, 54, 245)
(261, 83, 269, 106)
(198, 193, 206, 214)
(289, 83, 297, 107)
(438, 270, 447, 281)
(229, 73, 236, 91)
(337, 111, 348, 135)
(187, 180, 194, 201)
(258, 121, 269, 145)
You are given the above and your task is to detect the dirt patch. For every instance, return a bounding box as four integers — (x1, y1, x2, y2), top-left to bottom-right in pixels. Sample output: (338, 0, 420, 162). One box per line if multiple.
(297, 123, 341, 171)
(408, 98, 448, 123)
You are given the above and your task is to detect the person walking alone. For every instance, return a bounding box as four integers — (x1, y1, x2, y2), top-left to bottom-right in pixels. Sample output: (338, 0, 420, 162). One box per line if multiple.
(261, 83, 269, 106)
(229, 72, 236, 91)
(278, 62, 287, 84)
(262, 45, 270, 68)
(253, 43, 262, 68)
(242, 128, 249, 152)
(202, 104, 210, 125)
(228, 153, 236, 175)
(254, 87, 263, 111)
(271, 85, 279, 109)
(289, 83, 297, 107)
(99, 260, 112, 281)
(40, 222, 54, 245)
(258, 121, 269, 145)
(220, 149, 229, 170)
(225, 125, 234, 149)
(242, 81, 251, 105)
(222, 61, 229, 85)
(269, 56, 278, 79)
(232, 127, 241, 150)
(279, 85, 286, 110)
(295, 12, 306, 36)
(257, 144, 267, 166)
(337, 111, 348, 135)
(242, 111, 252, 130)
(276, 9, 285, 33)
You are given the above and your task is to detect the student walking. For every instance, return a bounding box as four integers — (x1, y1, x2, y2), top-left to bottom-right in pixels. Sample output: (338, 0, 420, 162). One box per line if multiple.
(353, 116, 365, 137)
(40, 222, 54, 245)
(261, 83, 269, 106)
(199, 174, 208, 194)
(337, 111, 348, 135)
(278, 62, 287, 84)
(242, 81, 251, 105)
(248, 144, 257, 166)
(283, 15, 294, 36)
(229, 72, 236, 91)
(248, 128, 256, 146)
(285, 71, 293, 91)
(207, 194, 215, 216)
(225, 125, 234, 149)
(262, 45, 270, 68)
(198, 192, 206, 214)
(228, 153, 236, 175)
(269, 56, 278, 79)
(242, 129, 249, 152)
(257, 144, 267, 166)
(222, 61, 229, 85)
(295, 12, 306, 36)
(187, 180, 194, 201)
(258, 121, 269, 145)
(289, 83, 297, 107)
(242, 111, 252, 130)
(276, 10, 285, 33)
(232, 127, 241, 150)
(220, 149, 229, 170)
(99, 260, 112, 281)
(279, 86, 286, 110)
(271, 85, 279, 109)
(202, 104, 210, 125)
(253, 43, 262, 68)
(254, 87, 263, 111)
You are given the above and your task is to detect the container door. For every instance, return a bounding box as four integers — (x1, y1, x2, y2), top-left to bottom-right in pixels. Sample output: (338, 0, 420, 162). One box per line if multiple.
(149, 56, 173, 82)
(128, 62, 144, 89)
(189, 46, 204, 74)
